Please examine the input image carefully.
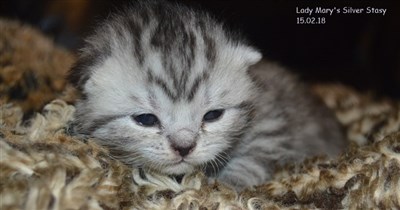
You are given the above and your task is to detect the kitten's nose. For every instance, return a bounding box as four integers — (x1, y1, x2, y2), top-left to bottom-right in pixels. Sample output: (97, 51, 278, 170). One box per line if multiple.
(168, 128, 198, 157)
(172, 143, 196, 157)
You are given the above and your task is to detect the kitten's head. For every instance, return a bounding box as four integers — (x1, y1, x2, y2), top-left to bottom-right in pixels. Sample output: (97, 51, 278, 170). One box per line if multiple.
(69, 1, 261, 175)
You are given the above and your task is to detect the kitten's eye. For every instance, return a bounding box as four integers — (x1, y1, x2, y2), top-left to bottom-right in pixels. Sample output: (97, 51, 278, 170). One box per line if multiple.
(203, 109, 224, 122)
(133, 114, 159, 127)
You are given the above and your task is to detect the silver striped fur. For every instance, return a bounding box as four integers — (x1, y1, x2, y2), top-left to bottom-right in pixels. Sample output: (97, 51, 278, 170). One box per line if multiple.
(69, 0, 346, 190)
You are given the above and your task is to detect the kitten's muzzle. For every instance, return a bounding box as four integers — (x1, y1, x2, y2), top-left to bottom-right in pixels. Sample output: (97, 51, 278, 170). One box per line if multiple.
(171, 142, 197, 157)
(167, 128, 198, 157)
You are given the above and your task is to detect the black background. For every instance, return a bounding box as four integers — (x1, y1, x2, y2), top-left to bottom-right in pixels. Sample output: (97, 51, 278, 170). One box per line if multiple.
(1, 0, 399, 98)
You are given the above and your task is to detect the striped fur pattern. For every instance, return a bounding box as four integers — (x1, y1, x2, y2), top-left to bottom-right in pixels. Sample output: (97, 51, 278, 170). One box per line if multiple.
(68, 0, 346, 190)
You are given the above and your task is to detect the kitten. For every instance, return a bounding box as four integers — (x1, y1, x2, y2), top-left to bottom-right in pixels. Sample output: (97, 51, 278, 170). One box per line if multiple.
(68, 0, 346, 190)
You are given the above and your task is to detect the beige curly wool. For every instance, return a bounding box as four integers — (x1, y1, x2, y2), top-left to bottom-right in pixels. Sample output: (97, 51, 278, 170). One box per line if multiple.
(1, 19, 400, 210)
(1, 91, 399, 209)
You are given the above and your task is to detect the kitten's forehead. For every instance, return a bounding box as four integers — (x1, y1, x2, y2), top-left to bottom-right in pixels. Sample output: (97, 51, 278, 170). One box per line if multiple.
(145, 60, 210, 103)
(72, 1, 261, 108)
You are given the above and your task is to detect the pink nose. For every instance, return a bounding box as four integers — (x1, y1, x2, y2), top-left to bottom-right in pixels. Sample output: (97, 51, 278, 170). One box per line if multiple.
(172, 143, 196, 157)
(167, 128, 198, 157)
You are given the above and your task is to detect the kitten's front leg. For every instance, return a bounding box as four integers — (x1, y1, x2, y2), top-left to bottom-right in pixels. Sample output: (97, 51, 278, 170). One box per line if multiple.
(215, 156, 274, 191)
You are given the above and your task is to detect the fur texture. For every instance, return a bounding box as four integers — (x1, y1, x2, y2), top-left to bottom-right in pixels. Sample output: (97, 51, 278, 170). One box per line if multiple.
(1, 20, 399, 209)
(1, 91, 399, 209)
(68, 1, 345, 190)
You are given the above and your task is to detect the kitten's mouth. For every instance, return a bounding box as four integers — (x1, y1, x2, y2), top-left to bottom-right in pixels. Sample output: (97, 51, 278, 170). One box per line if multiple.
(160, 159, 196, 175)
(170, 156, 211, 168)
(173, 158, 189, 165)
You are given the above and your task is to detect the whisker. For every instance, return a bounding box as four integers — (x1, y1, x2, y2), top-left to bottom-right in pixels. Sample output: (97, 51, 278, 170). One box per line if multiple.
(208, 159, 217, 176)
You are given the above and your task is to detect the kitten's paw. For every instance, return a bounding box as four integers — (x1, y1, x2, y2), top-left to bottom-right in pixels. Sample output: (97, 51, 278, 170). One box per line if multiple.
(216, 172, 251, 192)
(217, 165, 273, 191)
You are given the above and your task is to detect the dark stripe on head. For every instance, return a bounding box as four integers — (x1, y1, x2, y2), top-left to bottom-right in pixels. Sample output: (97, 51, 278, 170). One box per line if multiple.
(68, 46, 111, 91)
(185, 30, 197, 70)
(202, 34, 217, 68)
(164, 57, 178, 88)
(155, 77, 178, 102)
(123, 17, 145, 66)
(150, 3, 177, 54)
(147, 69, 178, 102)
(198, 19, 217, 68)
(150, 10, 196, 67)
(187, 72, 209, 101)
(85, 115, 123, 134)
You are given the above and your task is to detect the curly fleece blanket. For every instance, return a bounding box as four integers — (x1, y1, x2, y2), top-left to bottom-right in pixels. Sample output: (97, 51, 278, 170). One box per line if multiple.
(1, 19, 399, 210)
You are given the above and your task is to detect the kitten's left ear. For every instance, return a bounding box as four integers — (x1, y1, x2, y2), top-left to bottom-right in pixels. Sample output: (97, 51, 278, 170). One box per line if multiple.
(241, 46, 262, 66)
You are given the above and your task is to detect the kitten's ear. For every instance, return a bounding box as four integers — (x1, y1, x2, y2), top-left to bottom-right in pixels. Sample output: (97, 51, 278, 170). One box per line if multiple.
(241, 46, 262, 66)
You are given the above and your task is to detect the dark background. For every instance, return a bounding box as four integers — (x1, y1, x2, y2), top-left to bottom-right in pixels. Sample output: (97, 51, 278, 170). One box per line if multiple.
(1, 0, 399, 98)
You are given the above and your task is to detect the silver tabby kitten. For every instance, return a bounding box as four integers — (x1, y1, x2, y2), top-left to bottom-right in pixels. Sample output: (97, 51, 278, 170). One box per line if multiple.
(68, 1, 346, 190)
